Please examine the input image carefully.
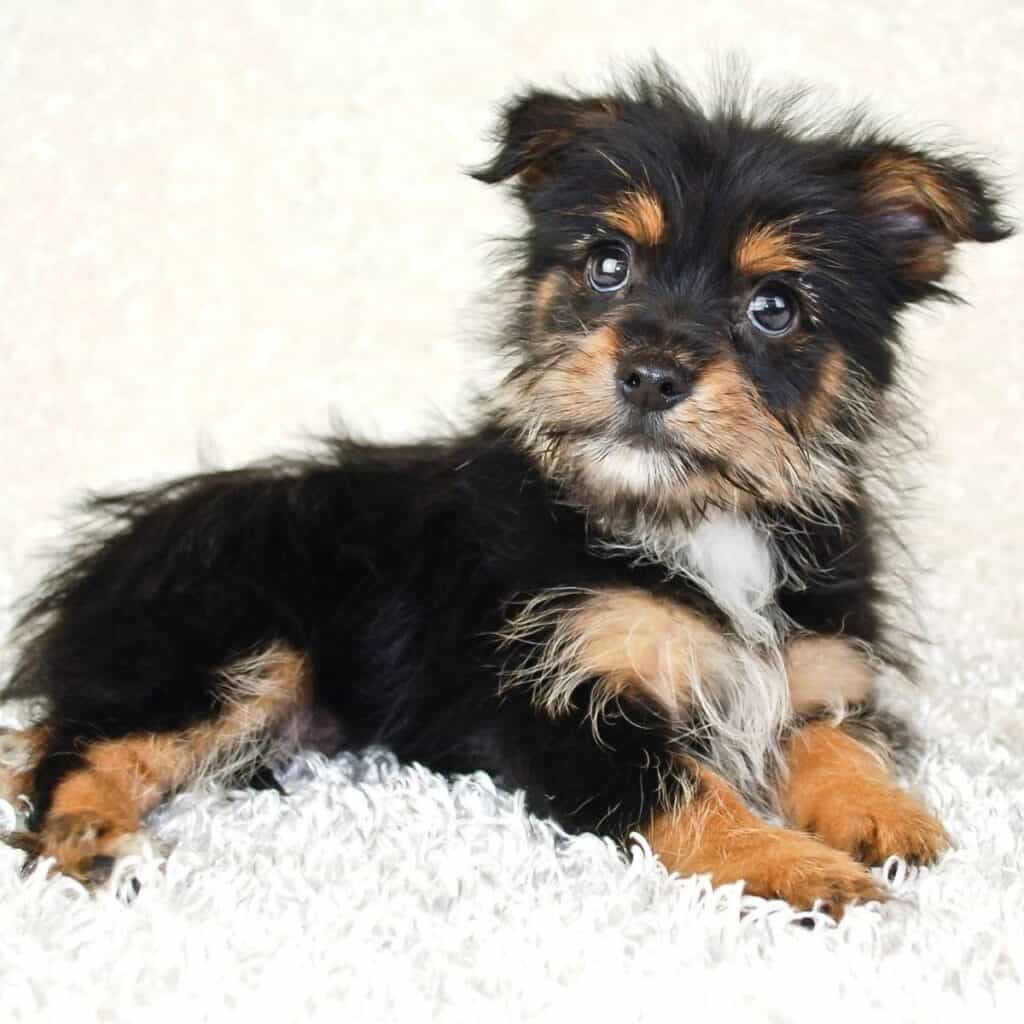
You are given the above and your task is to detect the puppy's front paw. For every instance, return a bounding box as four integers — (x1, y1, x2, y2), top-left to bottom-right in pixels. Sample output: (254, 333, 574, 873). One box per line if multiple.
(783, 723, 951, 868)
(806, 784, 950, 867)
(729, 829, 884, 918)
(646, 764, 885, 919)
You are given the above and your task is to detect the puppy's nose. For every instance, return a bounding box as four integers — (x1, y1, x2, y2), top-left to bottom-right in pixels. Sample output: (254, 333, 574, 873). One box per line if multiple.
(616, 352, 689, 413)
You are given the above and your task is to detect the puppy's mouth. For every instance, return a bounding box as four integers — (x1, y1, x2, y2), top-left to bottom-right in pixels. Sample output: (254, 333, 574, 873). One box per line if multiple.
(616, 428, 670, 455)
(620, 431, 662, 449)
(614, 409, 681, 450)
(597, 409, 696, 462)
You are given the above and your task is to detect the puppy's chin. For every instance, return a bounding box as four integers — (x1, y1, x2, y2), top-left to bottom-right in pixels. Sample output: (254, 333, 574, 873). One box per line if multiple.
(566, 433, 756, 522)
(573, 437, 694, 511)
(583, 442, 673, 491)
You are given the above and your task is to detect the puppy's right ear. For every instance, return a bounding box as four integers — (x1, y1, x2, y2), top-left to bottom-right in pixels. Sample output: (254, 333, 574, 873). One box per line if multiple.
(849, 143, 1014, 288)
(471, 90, 618, 186)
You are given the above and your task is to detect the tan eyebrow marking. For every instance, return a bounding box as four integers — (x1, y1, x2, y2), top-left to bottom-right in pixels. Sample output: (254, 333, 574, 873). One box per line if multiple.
(601, 190, 667, 246)
(735, 223, 808, 276)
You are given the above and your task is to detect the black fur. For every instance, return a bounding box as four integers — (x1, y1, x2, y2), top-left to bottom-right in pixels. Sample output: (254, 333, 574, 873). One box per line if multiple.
(2, 65, 1011, 861)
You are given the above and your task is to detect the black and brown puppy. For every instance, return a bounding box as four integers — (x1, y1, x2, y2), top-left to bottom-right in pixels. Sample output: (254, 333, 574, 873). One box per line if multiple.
(0, 67, 1011, 914)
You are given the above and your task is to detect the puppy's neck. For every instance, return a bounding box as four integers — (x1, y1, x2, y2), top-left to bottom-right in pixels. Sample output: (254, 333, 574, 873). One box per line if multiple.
(594, 508, 782, 645)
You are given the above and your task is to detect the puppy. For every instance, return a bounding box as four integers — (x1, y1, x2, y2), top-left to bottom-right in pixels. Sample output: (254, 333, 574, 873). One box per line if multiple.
(0, 66, 1011, 915)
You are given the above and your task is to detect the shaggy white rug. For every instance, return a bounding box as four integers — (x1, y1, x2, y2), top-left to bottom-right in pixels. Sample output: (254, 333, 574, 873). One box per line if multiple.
(0, 635, 1021, 1023)
(1, 3, 1021, 1021)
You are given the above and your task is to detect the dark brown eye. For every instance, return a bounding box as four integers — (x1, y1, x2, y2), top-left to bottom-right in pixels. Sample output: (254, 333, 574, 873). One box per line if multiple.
(748, 282, 798, 335)
(586, 244, 630, 292)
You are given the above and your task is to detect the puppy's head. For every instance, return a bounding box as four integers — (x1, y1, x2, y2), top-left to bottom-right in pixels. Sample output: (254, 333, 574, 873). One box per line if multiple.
(475, 69, 1011, 521)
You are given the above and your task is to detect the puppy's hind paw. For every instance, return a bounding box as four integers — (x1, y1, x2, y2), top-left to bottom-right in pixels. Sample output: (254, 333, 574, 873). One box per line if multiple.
(20, 812, 148, 887)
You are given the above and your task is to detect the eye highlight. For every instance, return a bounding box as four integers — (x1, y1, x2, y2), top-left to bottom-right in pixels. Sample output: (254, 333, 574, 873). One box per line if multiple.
(586, 244, 631, 293)
(747, 281, 799, 336)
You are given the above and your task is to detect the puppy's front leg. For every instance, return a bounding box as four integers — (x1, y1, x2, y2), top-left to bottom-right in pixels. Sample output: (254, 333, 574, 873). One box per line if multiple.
(642, 762, 882, 917)
(780, 635, 950, 867)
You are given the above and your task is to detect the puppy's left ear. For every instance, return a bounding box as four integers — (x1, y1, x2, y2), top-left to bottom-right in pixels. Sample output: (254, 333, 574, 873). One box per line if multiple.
(471, 89, 619, 187)
(852, 145, 1013, 286)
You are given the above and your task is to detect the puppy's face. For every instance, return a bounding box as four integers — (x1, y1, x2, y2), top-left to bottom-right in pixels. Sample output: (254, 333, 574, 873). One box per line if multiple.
(476, 74, 1009, 519)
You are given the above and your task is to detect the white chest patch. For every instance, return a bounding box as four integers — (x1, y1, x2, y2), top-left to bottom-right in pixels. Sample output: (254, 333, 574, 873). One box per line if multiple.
(597, 510, 781, 642)
(681, 512, 778, 643)
(589, 511, 794, 799)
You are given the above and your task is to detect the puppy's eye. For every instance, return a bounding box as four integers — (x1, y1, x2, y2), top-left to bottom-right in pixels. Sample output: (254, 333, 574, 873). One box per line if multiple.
(586, 244, 631, 292)
(747, 282, 798, 336)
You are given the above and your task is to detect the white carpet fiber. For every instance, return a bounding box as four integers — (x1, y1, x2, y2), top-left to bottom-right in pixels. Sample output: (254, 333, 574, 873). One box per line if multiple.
(1, 3, 1022, 1021)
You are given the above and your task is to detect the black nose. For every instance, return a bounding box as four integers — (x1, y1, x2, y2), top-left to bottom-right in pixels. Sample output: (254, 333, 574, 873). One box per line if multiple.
(616, 352, 689, 413)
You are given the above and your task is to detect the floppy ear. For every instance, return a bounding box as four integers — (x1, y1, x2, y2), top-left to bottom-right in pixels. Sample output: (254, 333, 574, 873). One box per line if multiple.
(853, 145, 1012, 284)
(471, 90, 619, 186)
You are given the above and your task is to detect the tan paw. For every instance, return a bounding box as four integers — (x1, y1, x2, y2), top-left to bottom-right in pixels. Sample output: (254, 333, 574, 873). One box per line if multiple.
(32, 811, 142, 885)
(805, 784, 951, 866)
(727, 828, 885, 918)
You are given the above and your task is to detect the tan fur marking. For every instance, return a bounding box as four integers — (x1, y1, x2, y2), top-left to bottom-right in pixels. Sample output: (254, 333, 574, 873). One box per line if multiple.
(602, 191, 667, 246)
(38, 643, 310, 882)
(800, 346, 848, 434)
(0, 725, 50, 802)
(908, 237, 954, 280)
(517, 100, 619, 185)
(784, 635, 873, 714)
(666, 354, 856, 511)
(863, 153, 970, 238)
(561, 589, 725, 716)
(518, 128, 578, 186)
(735, 223, 808, 276)
(519, 325, 621, 432)
(532, 270, 561, 337)
(642, 763, 882, 916)
(782, 723, 950, 866)
(48, 767, 146, 836)
(651, 471, 755, 514)
(670, 357, 790, 491)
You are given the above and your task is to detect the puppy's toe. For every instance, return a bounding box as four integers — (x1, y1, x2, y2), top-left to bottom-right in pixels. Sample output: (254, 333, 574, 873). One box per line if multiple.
(707, 826, 885, 919)
(744, 833, 885, 919)
(811, 787, 950, 867)
(39, 812, 143, 886)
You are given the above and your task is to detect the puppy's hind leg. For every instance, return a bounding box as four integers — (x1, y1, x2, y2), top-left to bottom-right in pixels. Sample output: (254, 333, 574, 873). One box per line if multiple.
(0, 724, 50, 810)
(18, 643, 310, 885)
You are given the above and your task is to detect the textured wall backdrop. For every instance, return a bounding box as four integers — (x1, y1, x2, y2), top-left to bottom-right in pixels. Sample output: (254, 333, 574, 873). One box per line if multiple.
(0, 3, 1021, 1020)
